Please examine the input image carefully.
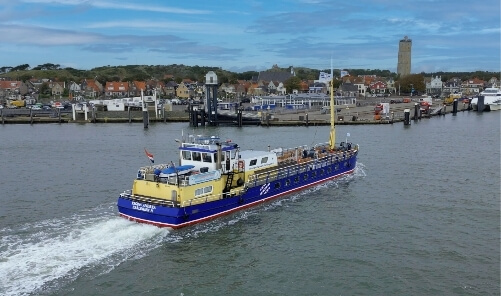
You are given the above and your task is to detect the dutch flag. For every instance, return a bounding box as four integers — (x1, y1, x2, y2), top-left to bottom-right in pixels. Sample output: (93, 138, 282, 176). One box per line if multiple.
(144, 148, 154, 163)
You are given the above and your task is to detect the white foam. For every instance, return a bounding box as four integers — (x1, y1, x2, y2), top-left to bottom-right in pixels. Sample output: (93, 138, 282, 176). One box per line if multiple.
(0, 216, 169, 296)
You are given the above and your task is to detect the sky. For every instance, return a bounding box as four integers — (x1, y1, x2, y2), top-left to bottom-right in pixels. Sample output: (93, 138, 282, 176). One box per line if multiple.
(0, 0, 500, 74)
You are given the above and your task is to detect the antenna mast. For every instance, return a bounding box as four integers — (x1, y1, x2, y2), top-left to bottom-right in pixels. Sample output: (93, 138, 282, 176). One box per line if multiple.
(329, 59, 336, 150)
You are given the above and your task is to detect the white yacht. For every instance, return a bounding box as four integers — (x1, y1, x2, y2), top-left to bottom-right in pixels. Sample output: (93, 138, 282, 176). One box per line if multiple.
(470, 87, 501, 111)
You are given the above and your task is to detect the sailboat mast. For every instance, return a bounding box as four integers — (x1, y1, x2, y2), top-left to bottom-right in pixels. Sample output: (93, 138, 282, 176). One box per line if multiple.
(329, 61, 336, 150)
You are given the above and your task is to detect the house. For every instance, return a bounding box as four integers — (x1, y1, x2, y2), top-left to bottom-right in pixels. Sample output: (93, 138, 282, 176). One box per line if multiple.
(81, 79, 103, 99)
(461, 78, 484, 95)
(248, 82, 265, 96)
(487, 77, 499, 88)
(276, 82, 286, 95)
(309, 82, 327, 94)
(267, 81, 278, 94)
(426, 76, 442, 96)
(176, 83, 190, 99)
(146, 80, 165, 96)
(164, 81, 178, 98)
(443, 77, 462, 95)
(68, 81, 81, 99)
(257, 65, 294, 83)
(235, 82, 247, 98)
(105, 81, 130, 97)
(0, 80, 28, 97)
(220, 83, 236, 95)
(352, 77, 367, 98)
(49, 82, 65, 99)
(369, 80, 388, 96)
(130, 81, 146, 96)
(338, 83, 358, 98)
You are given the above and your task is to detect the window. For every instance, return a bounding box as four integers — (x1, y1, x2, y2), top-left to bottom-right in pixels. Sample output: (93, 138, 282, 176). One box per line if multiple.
(202, 153, 212, 163)
(250, 159, 257, 166)
(261, 157, 268, 164)
(285, 179, 291, 186)
(303, 173, 308, 181)
(182, 151, 191, 160)
(274, 182, 280, 189)
(193, 152, 201, 161)
(195, 185, 213, 197)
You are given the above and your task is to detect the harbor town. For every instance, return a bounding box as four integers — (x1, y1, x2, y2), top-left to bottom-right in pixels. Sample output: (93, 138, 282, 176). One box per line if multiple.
(0, 66, 498, 126)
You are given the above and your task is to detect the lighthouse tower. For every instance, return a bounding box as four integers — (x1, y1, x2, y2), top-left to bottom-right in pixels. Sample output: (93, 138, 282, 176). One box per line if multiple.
(204, 71, 218, 125)
(397, 36, 412, 77)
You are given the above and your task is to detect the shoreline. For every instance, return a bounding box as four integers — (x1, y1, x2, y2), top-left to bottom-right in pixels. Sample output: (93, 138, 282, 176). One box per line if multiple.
(0, 101, 473, 125)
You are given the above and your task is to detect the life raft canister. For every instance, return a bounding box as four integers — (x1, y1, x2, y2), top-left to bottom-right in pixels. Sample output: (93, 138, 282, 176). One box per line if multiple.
(238, 160, 245, 170)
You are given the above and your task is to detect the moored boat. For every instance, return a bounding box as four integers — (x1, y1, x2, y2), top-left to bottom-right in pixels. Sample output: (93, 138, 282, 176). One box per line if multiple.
(117, 69, 359, 229)
(470, 87, 501, 111)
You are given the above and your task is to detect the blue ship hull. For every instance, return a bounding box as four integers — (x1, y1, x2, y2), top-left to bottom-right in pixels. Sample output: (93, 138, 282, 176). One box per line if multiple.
(118, 152, 357, 229)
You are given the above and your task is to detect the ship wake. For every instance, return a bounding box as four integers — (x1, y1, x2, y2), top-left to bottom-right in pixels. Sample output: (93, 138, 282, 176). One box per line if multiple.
(0, 206, 171, 296)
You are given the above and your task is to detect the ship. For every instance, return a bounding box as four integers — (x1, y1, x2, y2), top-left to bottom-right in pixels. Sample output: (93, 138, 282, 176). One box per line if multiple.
(117, 70, 359, 229)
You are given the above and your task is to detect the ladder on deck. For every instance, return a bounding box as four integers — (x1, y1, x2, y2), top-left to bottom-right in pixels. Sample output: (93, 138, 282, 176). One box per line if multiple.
(223, 172, 234, 194)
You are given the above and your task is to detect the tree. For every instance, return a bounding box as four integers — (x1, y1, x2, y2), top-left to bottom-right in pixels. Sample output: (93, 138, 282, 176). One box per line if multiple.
(396, 74, 425, 94)
(284, 76, 302, 94)
(12, 64, 30, 71)
(40, 82, 50, 96)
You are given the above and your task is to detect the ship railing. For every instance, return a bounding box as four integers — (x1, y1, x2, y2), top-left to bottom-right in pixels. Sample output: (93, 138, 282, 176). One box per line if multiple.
(180, 188, 246, 207)
(247, 149, 355, 187)
(120, 190, 178, 207)
(275, 142, 333, 164)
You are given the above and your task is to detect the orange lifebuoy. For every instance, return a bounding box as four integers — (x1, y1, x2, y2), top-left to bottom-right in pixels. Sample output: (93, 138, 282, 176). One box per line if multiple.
(238, 160, 244, 170)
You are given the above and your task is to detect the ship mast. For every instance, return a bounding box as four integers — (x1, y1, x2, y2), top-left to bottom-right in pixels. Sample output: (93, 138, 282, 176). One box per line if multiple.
(329, 60, 336, 150)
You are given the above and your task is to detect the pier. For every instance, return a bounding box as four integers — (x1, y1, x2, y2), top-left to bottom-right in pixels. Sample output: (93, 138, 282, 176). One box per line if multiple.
(0, 97, 474, 125)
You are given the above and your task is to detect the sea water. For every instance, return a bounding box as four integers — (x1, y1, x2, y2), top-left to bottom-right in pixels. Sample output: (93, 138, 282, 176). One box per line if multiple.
(0, 111, 499, 295)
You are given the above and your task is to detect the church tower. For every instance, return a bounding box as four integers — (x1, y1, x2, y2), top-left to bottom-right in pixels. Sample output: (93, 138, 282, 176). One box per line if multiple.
(397, 36, 412, 77)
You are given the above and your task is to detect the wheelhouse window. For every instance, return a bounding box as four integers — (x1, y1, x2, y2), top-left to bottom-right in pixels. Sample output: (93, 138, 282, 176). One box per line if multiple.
(182, 150, 191, 160)
(261, 157, 268, 164)
(250, 159, 257, 166)
(202, 153, 212, 163)
(192, 152, 201, 161)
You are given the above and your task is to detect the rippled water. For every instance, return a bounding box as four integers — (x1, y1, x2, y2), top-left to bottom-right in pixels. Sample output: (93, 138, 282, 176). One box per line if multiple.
(0, 112, 499, 295)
